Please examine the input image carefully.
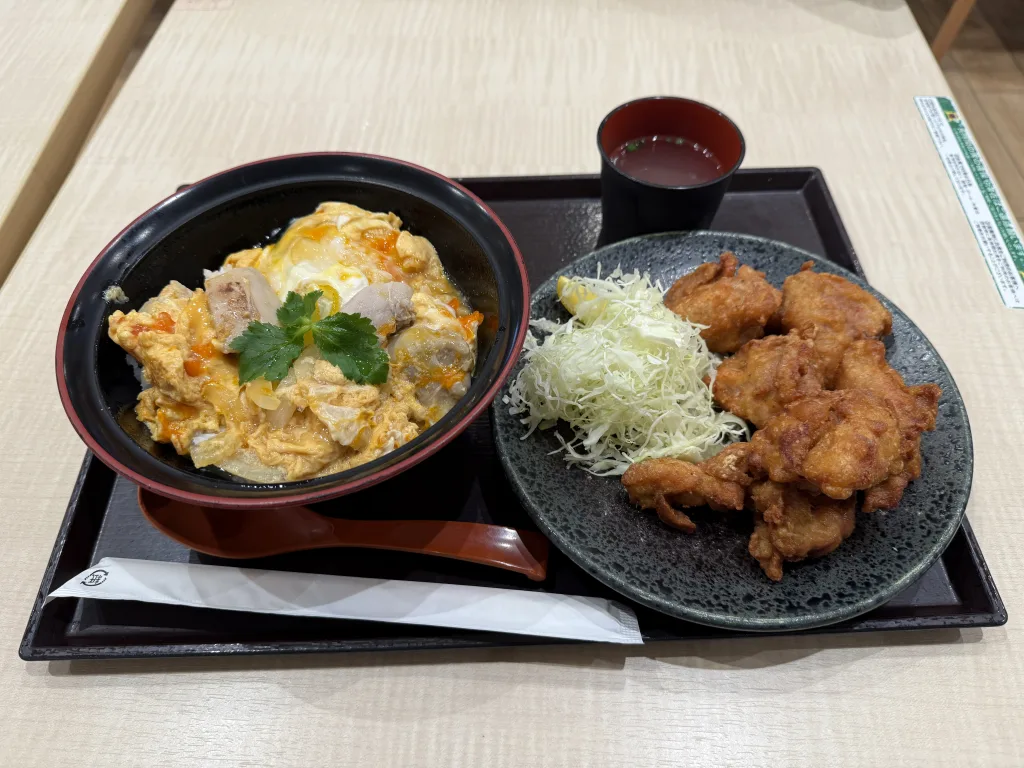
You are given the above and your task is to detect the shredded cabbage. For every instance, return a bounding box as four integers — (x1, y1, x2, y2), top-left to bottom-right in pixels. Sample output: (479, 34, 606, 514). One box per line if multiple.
(506, 267, 748, 475)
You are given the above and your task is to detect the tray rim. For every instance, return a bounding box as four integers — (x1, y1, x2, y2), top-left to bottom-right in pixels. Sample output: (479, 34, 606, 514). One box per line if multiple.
(20, 169, 1007, 660)
(455, 168, 866, 278)
(19, 466, 1006, 659)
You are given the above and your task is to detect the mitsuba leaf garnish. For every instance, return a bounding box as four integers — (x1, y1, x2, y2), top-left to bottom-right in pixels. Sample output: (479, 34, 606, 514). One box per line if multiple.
(230, 290, 390, 385)
(276, 289, 322, 328)
(312, 313, 390, 385)
(231, 323, 303, 384)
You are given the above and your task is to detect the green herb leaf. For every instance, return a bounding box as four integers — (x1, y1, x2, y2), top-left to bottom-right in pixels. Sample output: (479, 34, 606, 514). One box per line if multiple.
(312, 312, 390, 385)
(228, 290, 388, 386)
(229, 322, 304, 384)
(277, 289, 322, 330)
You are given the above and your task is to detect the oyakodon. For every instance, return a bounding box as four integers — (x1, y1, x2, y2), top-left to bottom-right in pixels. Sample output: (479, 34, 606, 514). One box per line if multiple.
(108, 202, 483, 482)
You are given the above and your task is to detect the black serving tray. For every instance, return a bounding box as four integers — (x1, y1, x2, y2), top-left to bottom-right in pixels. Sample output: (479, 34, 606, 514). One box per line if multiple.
(21, 170, 1006, 660)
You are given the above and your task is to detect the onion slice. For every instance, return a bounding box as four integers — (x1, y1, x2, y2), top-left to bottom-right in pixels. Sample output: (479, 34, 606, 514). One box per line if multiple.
(190, 429, 241, 468)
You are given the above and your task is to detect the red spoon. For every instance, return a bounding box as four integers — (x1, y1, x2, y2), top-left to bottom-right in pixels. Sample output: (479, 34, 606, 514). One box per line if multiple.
(138, 488, 549, 581)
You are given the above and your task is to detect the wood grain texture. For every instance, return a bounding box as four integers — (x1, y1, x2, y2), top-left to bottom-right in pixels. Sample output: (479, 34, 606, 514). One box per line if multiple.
(0, 0, 152, 286)
(1, 1, 1023, 766)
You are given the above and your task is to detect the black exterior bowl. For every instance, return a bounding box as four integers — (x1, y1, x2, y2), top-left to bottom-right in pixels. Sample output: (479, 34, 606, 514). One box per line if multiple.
(57, 153, 529, 509)
(597, 96, 745, 243)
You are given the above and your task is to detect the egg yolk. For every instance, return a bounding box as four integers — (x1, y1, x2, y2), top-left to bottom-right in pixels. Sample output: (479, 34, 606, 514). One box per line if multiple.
(309, 282, 342, 316)
(184, 341, 217, 377)
(131, 311, 175, 336)
(364, 229, 399, 254)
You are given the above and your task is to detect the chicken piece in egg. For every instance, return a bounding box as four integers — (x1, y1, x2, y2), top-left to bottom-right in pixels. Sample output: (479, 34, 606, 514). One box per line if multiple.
(108, 202, 482, 482)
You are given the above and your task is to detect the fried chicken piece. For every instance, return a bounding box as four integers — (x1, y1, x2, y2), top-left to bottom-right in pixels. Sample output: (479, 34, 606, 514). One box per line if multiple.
(712, 333, 824, 427)
(748, 519, 785, 582)
(664, 252, 782, 354)
(700, 442, 754, 486)
(621, 444, 752, 533)
(748, 390, 905, 500)
(776, 262, 893, 383)
(835, 339, 941, 511)
(861, 441, 921, 513)
(835, 340, 940, 435)
(748, 481, 857, 581)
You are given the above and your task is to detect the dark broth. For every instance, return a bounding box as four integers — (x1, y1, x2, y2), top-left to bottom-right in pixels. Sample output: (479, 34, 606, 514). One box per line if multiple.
(610, 135, 724, 186)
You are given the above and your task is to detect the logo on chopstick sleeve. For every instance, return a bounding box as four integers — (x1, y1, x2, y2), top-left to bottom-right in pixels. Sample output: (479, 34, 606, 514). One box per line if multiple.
(81, 569, 109, 587)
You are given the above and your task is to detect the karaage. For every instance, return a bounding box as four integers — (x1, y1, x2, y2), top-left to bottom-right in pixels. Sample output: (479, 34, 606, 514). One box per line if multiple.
(775, 262, 892, 383)
(748, 480, 857, 581)
(748, 390, 905, 500)
(835, 339, 941, 511)
(835, 340, 940, 436)
(861, 449, 919, 514)
(621, 444, 752, 533)
(664, 252, 782, 354)
(712, 332, 824, 427)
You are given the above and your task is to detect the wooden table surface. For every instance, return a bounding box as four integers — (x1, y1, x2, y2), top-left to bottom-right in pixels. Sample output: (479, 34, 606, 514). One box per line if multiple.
(1, 1, 1022, 766)
(0, 0, 150, 285)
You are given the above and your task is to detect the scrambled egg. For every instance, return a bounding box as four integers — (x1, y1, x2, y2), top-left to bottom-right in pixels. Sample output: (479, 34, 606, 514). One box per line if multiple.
(108, 203, 483, 482)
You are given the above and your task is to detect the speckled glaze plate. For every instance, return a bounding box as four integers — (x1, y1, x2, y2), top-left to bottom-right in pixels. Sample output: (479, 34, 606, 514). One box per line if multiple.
(492, 232, 973, 632)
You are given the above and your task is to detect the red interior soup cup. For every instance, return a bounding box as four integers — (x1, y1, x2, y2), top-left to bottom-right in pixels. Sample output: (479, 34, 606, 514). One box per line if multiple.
(597, 96, 745, 242)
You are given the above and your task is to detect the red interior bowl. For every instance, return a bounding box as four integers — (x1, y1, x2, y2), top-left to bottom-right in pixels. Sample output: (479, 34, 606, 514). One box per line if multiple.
(598, 96, 745, 184)
(596, 96, 746, 239)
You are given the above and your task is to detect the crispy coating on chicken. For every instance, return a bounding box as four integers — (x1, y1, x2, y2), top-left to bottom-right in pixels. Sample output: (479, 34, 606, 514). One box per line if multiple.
(835, 339, 941, 511)
(621, 444, 752, 533)
(664, 252, 782, 354)
(619, 259, 943, 581)
(748, 481, 857, 581)
(748, 390, 905, 500)
(775, 262, 892, 383)
(860, 441, 921, 514)
(835, 340, 940, 435)
(712, 333, 824, 427)
(700, 442, 754, 486)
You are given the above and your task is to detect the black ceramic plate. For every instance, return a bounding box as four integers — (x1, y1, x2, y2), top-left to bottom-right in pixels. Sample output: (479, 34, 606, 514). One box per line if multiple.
(492, 232, 973, 632)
